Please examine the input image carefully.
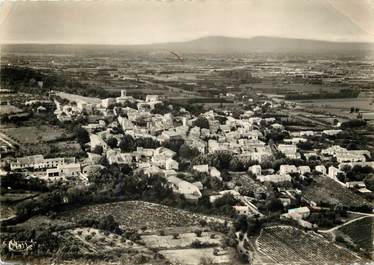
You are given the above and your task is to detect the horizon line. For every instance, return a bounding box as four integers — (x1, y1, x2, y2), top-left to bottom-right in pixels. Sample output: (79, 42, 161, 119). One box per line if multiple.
(1, 35, 374, 46)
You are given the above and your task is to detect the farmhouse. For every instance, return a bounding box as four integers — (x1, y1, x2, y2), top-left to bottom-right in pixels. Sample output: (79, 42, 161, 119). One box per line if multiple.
(167, 175, 202, 202)
(10, 155, 76, 171)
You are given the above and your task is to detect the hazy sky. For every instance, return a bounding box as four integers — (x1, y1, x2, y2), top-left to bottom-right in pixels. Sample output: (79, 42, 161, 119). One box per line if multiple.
(0, 0, 373, 44)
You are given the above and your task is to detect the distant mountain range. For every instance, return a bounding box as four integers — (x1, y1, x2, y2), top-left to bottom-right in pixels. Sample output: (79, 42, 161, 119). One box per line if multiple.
(3, 36, 374, 55)
(135, 36, 374, 54)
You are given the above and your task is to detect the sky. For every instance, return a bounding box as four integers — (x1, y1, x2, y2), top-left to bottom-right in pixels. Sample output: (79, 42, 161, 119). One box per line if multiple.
(0, 0, 373, 44)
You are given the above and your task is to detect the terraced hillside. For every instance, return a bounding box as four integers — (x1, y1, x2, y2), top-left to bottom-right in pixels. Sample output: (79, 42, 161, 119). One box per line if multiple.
(253, 225, 363, 265)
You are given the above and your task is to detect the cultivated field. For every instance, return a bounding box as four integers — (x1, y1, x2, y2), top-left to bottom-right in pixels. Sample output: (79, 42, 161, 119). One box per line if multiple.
(1, 125, 73, 144)
(7, 216, 73, 231)
(336, 216, 374, 253)
(0, 205, 16, 220)
(0, 192, 39, 203)
(56, 92, 102, 105)
(303, 175, 373, 208)
(160, 248, 235, 265)
(141, 231, 222, 250)
(57, 227, 151, 256)
(58, 201, 226, 231)
(0, 105, 24, 116)
(254, 225, 362, 265)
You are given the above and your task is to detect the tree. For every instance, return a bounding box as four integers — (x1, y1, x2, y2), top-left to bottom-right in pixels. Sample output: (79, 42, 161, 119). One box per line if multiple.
(364, 173, 374, 191)
(92, 145, 104, 155)
(266, 198, 284, 212)
(136, 137, 160, 149)
(74, 126, 89, 147)
(194, 230, 203, 237)
(98, 215, 121, 234)
(151, 103, 170, 115)
(179, 143, 200, 159)
(193, 116, 210, 129)
(162, 138, 184, 153)
(119, 134, 137, 152)
(229, 157, 243, 171)
(106, 137, 118, 148)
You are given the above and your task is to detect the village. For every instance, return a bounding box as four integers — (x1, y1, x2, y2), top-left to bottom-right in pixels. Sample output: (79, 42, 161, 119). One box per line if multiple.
(1, 83, 373, 264)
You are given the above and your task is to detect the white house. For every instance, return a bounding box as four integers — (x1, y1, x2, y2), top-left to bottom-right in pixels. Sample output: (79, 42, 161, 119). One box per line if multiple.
(287, 207, 310, 219)
(101, 98, 116, 109)
(165, 158, 179, 170)
(193, 164, 209, 173)
(257, 174, 292, 183)
(167, 175, 202, 202)
(146, 95, 160, 102)
(154, 147, 176, 158)
(315, 165, 326, 175)
(209, 167, 222, 181)
(58, 163, 81, 177)
(328, 166, 342, 179)
(233, 206, 251, 216)
(209, 190, 240, 203)
(279, 165, 298, 175)
(90, 134, 108, 151)
(278, 144, 299, 159)
(248, 165, 262, 176)
(298, 166, 311, 175)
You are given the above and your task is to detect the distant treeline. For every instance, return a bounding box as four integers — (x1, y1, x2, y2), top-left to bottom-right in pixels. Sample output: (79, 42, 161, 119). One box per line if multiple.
(285, 89, 359, 100)
(1, 65, 115, 99)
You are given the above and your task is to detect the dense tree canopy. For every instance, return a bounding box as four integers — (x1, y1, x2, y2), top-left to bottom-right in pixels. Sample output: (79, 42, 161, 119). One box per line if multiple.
(193, 117, 210, 129)
(106, 137, 118, 149)
(119, 135, 137, 152)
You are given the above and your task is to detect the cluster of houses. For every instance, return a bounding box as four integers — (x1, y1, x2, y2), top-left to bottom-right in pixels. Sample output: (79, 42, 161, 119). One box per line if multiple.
(8, 90, 374, 220)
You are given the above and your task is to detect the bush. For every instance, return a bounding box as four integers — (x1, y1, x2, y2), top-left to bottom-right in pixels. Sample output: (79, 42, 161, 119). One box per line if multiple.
(200, 257, 214, 265)
(195, 230, 203, 237)
(193, 116, 210, 129)
(191, 239, 203, 248)
(199, 219, 208, 227)
(106, 137, 118, 148)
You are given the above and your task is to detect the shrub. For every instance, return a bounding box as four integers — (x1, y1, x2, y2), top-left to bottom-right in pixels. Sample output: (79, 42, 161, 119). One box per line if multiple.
(193, 116, 210, 129)
(195, 230, 203, 237)
(191, 239, 203, 248)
